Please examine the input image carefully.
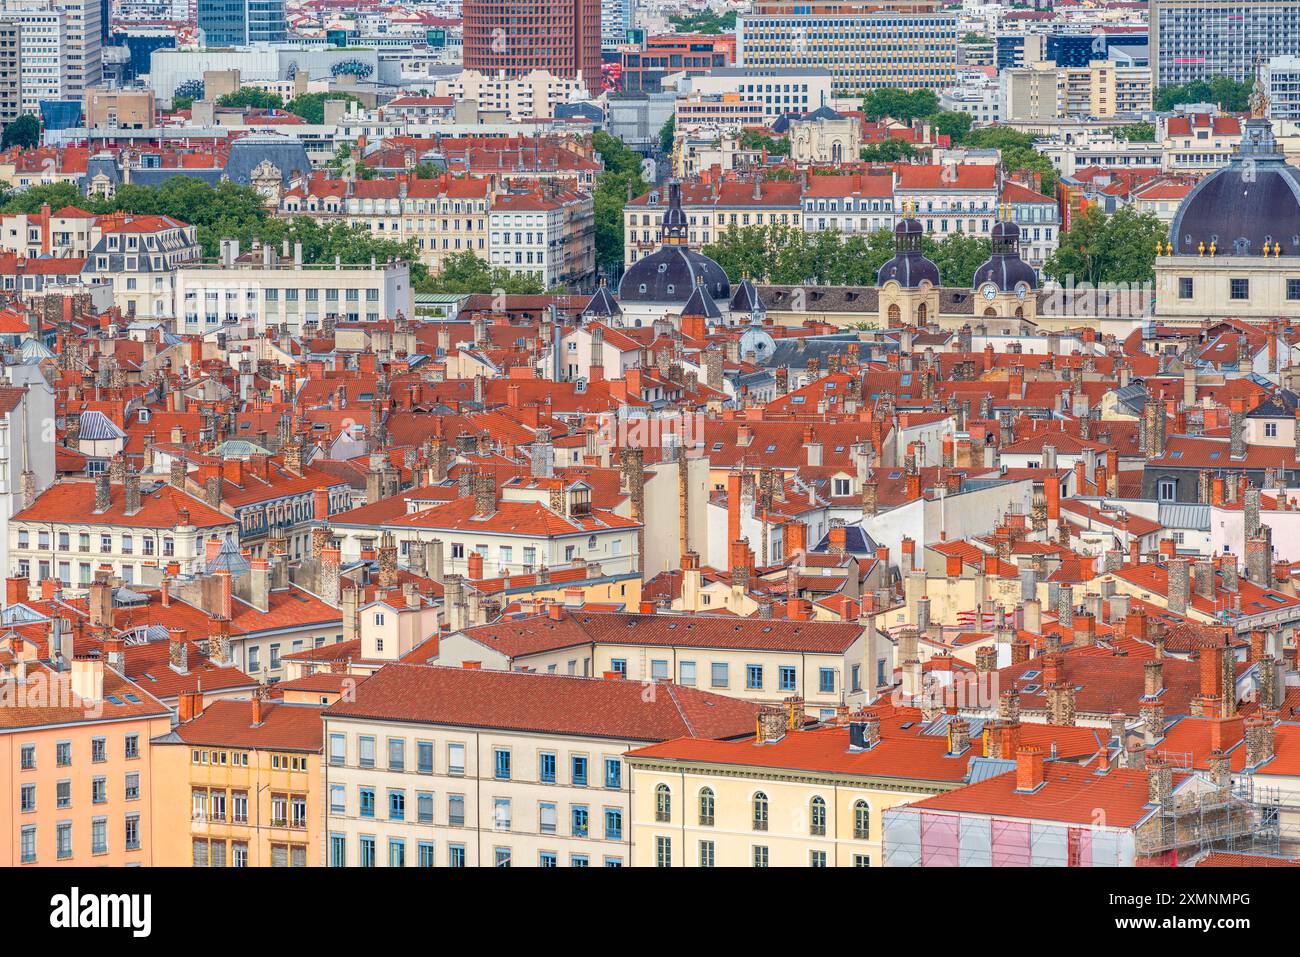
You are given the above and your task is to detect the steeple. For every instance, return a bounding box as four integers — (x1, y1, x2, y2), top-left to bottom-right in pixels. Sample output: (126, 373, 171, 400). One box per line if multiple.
(661, 180, 689, 245)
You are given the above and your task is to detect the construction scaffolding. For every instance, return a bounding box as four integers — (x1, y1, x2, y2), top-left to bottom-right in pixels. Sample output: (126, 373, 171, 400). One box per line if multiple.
(1138, 751, 1297, 861)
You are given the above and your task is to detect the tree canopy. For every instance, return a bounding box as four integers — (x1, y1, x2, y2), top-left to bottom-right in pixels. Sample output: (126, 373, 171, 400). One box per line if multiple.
(1154, 77, 1253, 112)
(1, 115, 40, 151)
(738, 129, 791, 156)
(592, 130, 649, 276)
(862, 89, 940, 124)
(1044, 204, 1166, 286)
(284, 92, 364, 124)
(859, 138, 917, 162)
(702, 223, 991, 287)
(413, 251, 545, 295)
(1106, 121, 1156, 142)
(669, 10, 736, 32)
(658, 116, 675, 154)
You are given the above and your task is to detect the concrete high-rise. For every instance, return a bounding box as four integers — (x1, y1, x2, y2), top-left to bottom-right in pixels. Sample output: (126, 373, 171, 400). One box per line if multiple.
(463, 0, 602, 97)
(737, 0, 957, 96)
(1150, 0, 1300, 88)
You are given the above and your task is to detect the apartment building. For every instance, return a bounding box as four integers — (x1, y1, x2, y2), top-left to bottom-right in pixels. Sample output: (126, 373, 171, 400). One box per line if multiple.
(321, 664, 758, 867)
(802, 172, 897, 235)
(489, 187, 596, 291)
(171, 241, 414, 333)
(939, 70, 1002, 126)
(1161, 112, 1242, 174)
(329, 478, 642, 582)
(433, 69, 589, 122)
(0, 654, 171, 866)
(0, 204, 96, 258)
(81, 212, 203, 320)
(8, 474, 235, 591)
(462, 0, 601, 97)
(674, 93, 767, 133)
(1001, 60, 1152, 122)
(0, 21, 20, 127)
(0, 0, 101, 105)
(623, 177, 802, 265)
(893, 163, 1001, 242)
(0, 378, 54, 583)
(675, 67, 834, 124)
(436, 608, 887, 716)
(282, 174, 491, 275)
(1266, 55, 1300, 122)
(736, 1, 957, 96)
(1151, 0, 1300, 87)
(150, 694, 324, 867)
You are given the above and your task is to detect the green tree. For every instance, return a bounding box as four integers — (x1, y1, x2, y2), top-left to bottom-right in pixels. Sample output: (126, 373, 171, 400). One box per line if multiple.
(1106, 121, 1155, 142)
(1, 115, 40, 151)
(216, 87, 285, 111)
(171, 95, 196, 111)
(0, 181, 86, 213)
(964, 127, 1056, 196)
(1154, 77, 1252, 112)
(862, 89, 940, 124)
(859, 138, 917, 162)
(658, 116, 675, 154)
(738, 129, 791, 156)
(592, 130, 648, 275)
(924, 232, 992, 287)
(928, 110, 973, 143)
(285, 92, 363, 124)
(1044, 204, 1166, 286)
(414, 251, 544, 295)
(669, 10, 736, 32)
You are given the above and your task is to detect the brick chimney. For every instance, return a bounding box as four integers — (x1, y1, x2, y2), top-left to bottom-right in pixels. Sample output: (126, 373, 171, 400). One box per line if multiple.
(755, 705, 787, 744)
(1015, 746, 1045, 792)
(168, 627, 188, 673)
(1166, 557, 1190, 614)
(473, 473, 496, 517)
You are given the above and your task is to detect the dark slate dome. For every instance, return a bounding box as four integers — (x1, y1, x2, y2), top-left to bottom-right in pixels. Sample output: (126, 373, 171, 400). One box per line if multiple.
(1169, 117, 1300, 256)
(972, 218, 1037, 292)
(619, 246, 731, 304)
(618, 180, 730, 304)
(876, 215, 940, 288)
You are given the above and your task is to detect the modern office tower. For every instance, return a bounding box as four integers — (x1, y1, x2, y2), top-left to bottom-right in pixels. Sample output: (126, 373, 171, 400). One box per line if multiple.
(196, 0, 287, 47)
(1150, 0, 1300, 88)
(602, 0, 635, 51)
(1, 0, 101, 110)
(737, 0, 958, 96)
(0, 21, 21, 126)
(463, 0, 603, 97)
(1265, 55, 1300, 121)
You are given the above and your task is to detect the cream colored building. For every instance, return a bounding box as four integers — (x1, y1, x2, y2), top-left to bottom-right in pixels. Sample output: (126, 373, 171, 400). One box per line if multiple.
(623, 709, 971, 867)
(435, 608, 887, 717)
(786, 112, 861, 165)
(281, 174, 491, 274)
(434, 69, 589, 122)
(321, 664, 758, 867)
(172, 241, 414, 333)
(1001, 60, 1152, 122)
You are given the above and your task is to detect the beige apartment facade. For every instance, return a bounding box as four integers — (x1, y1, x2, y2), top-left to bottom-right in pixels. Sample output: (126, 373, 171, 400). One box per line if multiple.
(1002, 60, 1152, 122)
(321, 664, 758, 867)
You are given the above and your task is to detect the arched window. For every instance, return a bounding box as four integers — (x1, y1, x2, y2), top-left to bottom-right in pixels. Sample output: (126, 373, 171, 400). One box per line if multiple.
(810, 796, 827, 836)
(983, 307, 997, 317)
(887, 303, 900, 323)
(655, 784, 671, 822)
(1015, 306, 1024, 318)
(916, 302, 927, 323)
(753, 792, 769, 832)
(854, 800, 870, 840)
(698, 788, 715, 826)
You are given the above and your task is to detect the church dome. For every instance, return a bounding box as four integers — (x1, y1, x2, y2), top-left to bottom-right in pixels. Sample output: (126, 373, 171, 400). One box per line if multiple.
(1169, 117, 1300, 256)
(877, 213, 940, 288)
(618, 180, 731, 304)
(972, 217, 1037, 292)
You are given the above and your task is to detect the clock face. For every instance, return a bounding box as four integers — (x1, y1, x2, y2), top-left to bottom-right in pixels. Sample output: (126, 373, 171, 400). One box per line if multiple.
(1015, 283, 1028, 300)
(981, 282, 998, 301)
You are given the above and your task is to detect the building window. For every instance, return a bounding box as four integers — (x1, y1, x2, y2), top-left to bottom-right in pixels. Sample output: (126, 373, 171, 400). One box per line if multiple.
(810, 849, 827, 867)
(571, 805, 589, 838)
(655, 784, 672, 822)
(493, 749, 511, 780)
(699, 787, 715, 826)
(710, 662, 728, 688)
(753, 792, 769, 832)
(819, 668, 836, 694)
(571, 755, 588, 786)
(1230, 277, 1249, 300)
(698, 840, 715, 867)
(854, 800, 871, 840)
(1178, 277, 1193, 299)
(753, 845, 769, 867)
(604, 808, 623, 840)
(655, 835, 671, 868)
(810, 796, 827, 836)
(1157, 479, 1177, 502)
(604, 758, 621, 789)
(746, 664, 763, 690)
(779, 665, 797, 691)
